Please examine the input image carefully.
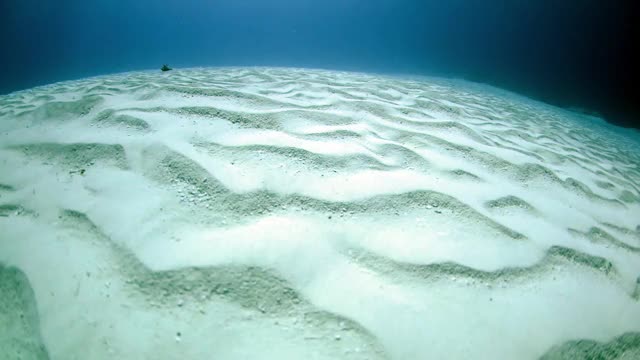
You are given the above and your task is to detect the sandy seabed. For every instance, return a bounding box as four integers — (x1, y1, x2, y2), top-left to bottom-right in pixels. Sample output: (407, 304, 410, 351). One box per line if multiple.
(1, 67, 639, 359)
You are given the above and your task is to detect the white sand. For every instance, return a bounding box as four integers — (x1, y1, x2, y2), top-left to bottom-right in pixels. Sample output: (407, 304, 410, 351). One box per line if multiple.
(1, 67, 639, 359)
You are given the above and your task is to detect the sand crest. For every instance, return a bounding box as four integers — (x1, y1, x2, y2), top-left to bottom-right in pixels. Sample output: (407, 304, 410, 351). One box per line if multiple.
(1, 67, 639, 359)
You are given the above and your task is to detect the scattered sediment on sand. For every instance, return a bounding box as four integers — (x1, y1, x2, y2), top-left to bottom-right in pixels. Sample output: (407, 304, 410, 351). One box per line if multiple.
(1, 67, 639, 359)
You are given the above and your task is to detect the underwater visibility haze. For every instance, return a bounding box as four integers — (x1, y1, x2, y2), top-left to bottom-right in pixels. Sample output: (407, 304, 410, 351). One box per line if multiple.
(2, 0, 638, 128)
(1, 1, 640, 359)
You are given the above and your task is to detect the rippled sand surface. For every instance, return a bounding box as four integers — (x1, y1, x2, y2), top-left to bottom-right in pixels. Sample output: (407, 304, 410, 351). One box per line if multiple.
(1, 68, 639, 359)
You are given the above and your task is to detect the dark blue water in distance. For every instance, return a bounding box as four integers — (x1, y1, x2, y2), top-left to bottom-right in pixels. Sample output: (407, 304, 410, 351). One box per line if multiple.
(1, 0, 637, 128)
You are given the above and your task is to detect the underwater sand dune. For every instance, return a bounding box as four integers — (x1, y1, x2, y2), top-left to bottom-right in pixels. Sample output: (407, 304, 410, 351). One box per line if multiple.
(0, 67, 639, 359)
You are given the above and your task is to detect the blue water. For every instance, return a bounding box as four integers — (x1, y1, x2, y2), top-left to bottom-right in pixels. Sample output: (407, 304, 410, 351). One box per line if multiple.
(1, 0, 636, 128)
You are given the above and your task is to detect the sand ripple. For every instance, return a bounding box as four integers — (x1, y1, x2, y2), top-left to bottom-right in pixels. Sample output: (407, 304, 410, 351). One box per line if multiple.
(1, 67, 639, 359)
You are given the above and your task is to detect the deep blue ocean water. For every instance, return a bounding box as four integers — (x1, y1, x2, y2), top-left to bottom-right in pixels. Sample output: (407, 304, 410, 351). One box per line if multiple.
(1, 0, 637, 128)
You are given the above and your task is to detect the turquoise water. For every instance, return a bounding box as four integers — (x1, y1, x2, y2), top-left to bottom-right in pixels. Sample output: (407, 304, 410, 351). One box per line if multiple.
(1, 1, 637, 128)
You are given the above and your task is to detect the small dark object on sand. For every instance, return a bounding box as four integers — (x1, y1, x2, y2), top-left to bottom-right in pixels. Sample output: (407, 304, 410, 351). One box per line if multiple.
(69, 168, 86, 176)
(161, 64, 172, 72)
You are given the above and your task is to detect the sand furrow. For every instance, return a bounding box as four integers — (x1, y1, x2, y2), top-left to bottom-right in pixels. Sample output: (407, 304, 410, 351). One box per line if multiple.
(1, 67, 639, 359)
